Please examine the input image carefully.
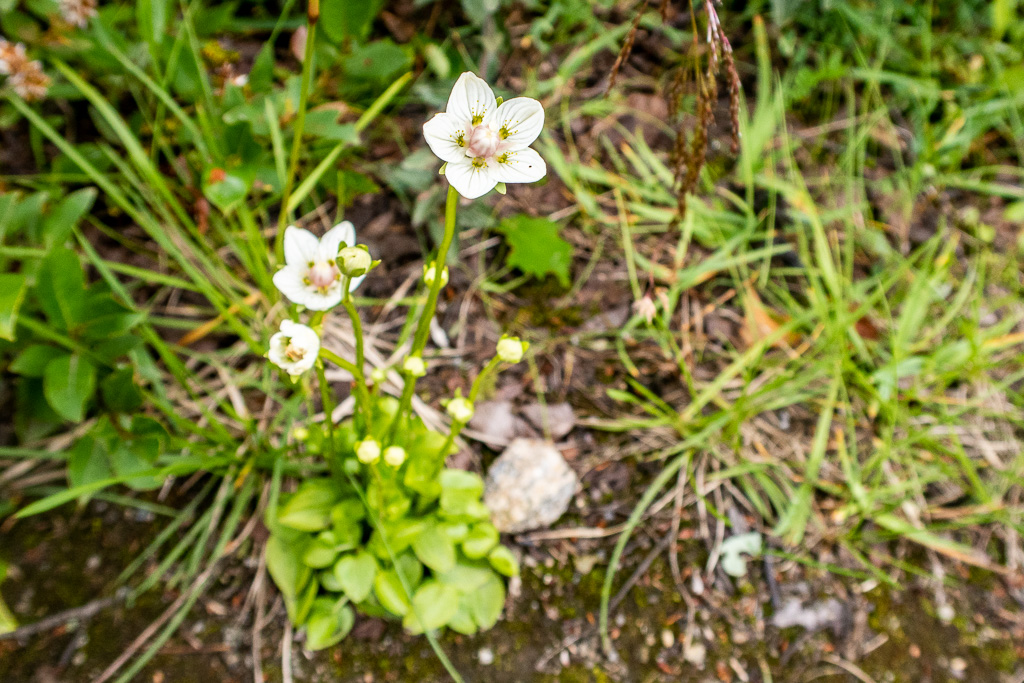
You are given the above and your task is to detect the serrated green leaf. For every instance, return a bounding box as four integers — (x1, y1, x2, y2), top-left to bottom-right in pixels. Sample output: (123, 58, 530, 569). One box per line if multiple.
(496, 215, 573, 287)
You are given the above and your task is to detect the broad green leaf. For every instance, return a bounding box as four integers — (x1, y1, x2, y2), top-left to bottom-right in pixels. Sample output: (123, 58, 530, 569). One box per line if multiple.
(35, 248, 85, 330)
(278, 479, 339, 531)
(333, 551, 378, 603)
(42, 188, 96, 249)
(496, 215, 573, 287)
(68, 435, 113, 489)
(265, 535, 309, 619)
(10, 344, 63, 377)
(320, 0, 385, 42)
(305, 599, 354, 651)
(412, 524, 456, 574)
(439, 468, 484, 517)
(437, 561, 494, 592)
(342, 40, 411, 83)
(0, 273, 27, 341)
(203, 171, 248, 214)
(43, 354, 96, 422)
(461, 523, 499, 559)
(402, 580, 459, 634)
(302, 537, 341, 569)
(465, 574, 505, 630)
(487, 545, 520, 577)
(447, 600, 478, 635)
(109, 437, 162, 491)
(100, 366, 144, 413)
(373, 569, 411, 617)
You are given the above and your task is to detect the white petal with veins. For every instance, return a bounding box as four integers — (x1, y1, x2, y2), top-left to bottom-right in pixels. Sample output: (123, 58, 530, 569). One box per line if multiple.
(490, 147, 546, 184)
(445, 72, 496, 125)
(423, 113, 469, 163)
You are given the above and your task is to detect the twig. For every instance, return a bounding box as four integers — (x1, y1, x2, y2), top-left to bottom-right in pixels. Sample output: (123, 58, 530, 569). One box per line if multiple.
(0, 589, 128, 641)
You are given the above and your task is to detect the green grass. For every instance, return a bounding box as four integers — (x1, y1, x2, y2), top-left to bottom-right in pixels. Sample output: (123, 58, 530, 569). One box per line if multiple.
(1, 0, 1023, 675)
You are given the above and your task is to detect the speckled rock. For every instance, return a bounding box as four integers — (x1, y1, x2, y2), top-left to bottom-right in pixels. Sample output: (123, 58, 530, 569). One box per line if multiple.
(484, 438, 578, 533)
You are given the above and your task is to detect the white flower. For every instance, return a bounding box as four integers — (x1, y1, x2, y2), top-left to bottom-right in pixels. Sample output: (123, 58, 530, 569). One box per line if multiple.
(402, 355, 426, 377)
(273, 222, 366, 310)
(423, 72, 546, 200)
(268, 320, 320, 377)
(383, 446, 407, 467)
(446, 397, 475, 424)
(356, 438, 381, 464)
(496, 335, 528, 363)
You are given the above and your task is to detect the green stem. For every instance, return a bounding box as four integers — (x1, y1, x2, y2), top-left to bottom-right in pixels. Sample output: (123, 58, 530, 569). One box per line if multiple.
(389, 186, 460, 440)
(468, 356, 502, 404)
(318, 347, 358, 376)
(274, 16, 318, 264)
(315, 361, 340, 480)
(341, 282, 374, 434)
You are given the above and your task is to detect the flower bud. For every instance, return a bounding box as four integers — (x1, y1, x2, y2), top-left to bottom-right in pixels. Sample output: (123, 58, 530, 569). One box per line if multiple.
(383, 445, 406, 467)
(422, 262, 449, 288)
(370, 367, 386, 384)
(356, 438, 381, 464)
(338, 245, 372, 277)
(446, 397, 475, 424)
(402, 355, 426, 377)
(496, 335, 528, 364)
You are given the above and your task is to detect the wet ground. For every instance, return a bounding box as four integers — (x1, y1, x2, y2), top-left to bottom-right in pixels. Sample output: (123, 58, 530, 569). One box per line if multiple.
(2, 499, 1022, 683)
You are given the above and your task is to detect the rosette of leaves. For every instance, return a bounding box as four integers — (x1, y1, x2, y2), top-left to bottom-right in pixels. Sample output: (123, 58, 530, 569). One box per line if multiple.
(265, 398, 518, 650)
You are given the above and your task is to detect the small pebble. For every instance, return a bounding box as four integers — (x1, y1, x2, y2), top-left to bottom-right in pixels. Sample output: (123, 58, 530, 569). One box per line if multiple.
(477, 647, 494, 666)
(661, 629, 675, 648)
(937, 603, 955, 623)
(559, 650, 570, 667)
(909, 644, 921, 658)
(950, 657, 967, 674)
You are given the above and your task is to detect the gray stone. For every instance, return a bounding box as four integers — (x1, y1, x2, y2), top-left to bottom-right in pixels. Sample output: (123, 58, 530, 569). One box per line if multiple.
(484, 438, 578, 533)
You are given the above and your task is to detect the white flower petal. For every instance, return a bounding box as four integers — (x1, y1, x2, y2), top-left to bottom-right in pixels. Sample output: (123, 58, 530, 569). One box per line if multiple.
(423, 113, 470, 163)
(445, 72, 496, 126)
(348, 273, 366, 293)
(273, 266, 312, 306)
(319, 221, 356, 261)
(301, 285, 343, 311)
(492, 97, 545, 149)
(283, 226, 320, 266)
(444, 158, 498, 200)
(490, 147, 546, 185)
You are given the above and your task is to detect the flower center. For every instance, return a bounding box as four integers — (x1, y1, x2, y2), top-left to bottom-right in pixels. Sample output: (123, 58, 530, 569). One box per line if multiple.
(306, 260, 340, 292)
(284, 342, 306, 362)
(465, 123, 500, 159)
